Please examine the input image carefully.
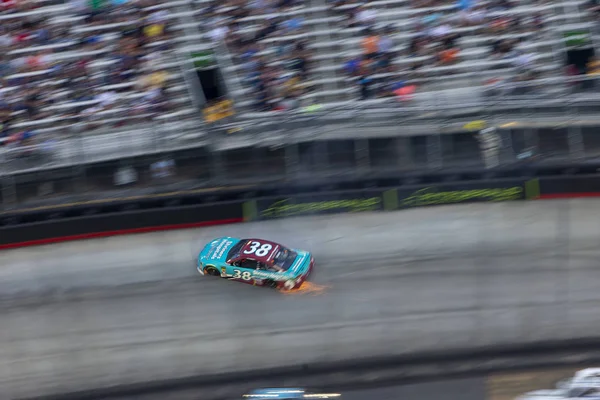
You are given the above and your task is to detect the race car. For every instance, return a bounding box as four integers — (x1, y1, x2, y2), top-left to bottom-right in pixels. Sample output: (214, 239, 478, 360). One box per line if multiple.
(242, 388, 341, 399)
(515, 387, 600, 400)
(515, 368, 600, 400)
(557, 369, 600, 391)
(197, 237, 314, 291)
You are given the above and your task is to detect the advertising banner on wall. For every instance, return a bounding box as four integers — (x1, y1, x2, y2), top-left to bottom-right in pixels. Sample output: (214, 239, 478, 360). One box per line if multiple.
(397, 184, 525, 209)
(249, 181, 530, 221)
(251, 192, 384, 221)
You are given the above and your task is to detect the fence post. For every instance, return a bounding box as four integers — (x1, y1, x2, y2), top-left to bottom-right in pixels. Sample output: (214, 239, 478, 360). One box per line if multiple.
(426, 134, 443, 169)
(0, 173, 16, 210)
(566, 102, 585, 161)
(524, 178, 541, 200)
(354, 139, 370, 177)
(243, 200, 258, 222)
(209, 150, 225, 185)
(284, 143, 300, 180)
(382, 189, 398, 211)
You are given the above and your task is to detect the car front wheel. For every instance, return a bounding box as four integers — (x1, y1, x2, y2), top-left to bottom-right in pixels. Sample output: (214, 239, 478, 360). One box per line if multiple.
(204, 266, 221, 277)
(282, 279, 297, 291)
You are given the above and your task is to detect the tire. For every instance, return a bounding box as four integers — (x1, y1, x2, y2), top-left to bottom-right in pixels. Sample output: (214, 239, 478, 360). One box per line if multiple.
(265, 280, 278, 289)
(204, 266, 220, 277)
(282, 280, 296, 291)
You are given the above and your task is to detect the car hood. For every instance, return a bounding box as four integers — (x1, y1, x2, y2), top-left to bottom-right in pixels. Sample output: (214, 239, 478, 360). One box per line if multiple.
(287, 250, 311, 276)
(200, 237, 240, 264)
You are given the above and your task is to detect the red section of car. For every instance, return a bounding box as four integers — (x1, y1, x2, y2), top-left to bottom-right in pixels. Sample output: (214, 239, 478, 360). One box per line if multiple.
(234, 239, 282, 265)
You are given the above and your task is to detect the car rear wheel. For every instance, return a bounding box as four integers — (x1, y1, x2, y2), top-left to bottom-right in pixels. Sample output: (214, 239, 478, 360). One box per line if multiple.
(265, 280, 278, 288)
(204, 266, 220, 277)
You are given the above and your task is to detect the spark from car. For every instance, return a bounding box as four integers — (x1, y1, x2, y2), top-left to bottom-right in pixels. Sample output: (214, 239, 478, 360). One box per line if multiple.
(279, 281, 330, 296)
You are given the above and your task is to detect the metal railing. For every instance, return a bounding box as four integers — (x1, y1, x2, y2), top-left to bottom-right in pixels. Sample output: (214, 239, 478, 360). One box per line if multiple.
(2, 76, 600, 209)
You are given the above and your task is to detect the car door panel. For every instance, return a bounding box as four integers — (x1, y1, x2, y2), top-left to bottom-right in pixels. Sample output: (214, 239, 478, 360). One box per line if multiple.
(230, 259, 256, 283)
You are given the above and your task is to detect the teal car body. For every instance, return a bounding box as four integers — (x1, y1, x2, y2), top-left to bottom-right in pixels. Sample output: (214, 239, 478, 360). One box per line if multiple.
(197, 237, 314, 290)
(243, 388, 341, 399)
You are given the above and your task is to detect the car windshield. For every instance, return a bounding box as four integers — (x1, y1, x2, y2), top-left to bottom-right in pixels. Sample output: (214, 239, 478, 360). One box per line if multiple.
(226, 241, 244, 261)
(273, 247, 298, 270)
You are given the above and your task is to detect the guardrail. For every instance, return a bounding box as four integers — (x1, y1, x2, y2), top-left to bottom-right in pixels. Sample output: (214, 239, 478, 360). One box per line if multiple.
(4, 121, 600, 211)
(3, 76, 600, 176)
(2, 164, 600, 249)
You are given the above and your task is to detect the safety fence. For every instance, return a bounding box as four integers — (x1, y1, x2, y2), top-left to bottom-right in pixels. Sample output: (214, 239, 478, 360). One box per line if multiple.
(2, 77, 600, 210)
(2, 125, 600, 211)
(1, 171, 599, 248)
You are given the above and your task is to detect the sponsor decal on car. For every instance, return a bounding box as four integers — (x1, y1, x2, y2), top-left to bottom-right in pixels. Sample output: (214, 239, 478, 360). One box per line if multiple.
(253, 270, 285, 280)
(211, 239, 233, 260)
(290, 253, 307, 273)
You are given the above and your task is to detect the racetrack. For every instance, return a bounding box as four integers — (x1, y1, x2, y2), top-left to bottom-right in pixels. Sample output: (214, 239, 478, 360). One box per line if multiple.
(2, 199, 600, 398)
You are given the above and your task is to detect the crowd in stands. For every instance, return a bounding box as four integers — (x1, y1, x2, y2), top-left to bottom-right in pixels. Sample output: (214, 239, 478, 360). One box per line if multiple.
(563, 0, 600, 91)
(0, 0, 179, 143)
(0, 0, 599, 140)
(332, 0, 562, 101)
(200, 0, 315, 111)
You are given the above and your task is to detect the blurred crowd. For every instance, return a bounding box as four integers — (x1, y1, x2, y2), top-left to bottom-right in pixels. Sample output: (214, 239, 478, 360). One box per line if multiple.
(334, 0, 556, 101)
(198, 0, 315, 111)
(0, 0, 177, 143)
(0, 0, 598, 141)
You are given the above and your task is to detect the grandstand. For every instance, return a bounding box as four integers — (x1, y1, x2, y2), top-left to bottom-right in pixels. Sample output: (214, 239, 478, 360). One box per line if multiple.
(0, 0, 599, 178)
(1, 0, 598, 126)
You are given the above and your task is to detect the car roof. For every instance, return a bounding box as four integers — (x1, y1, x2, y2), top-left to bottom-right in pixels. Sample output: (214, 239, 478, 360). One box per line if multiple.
(233, 238, 285, 265)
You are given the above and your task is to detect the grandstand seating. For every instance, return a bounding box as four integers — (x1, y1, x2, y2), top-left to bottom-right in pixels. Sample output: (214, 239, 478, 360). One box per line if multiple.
(0, 0, 599, 139)
(208, 0, 599, 110)
(0, 0, 199, 137)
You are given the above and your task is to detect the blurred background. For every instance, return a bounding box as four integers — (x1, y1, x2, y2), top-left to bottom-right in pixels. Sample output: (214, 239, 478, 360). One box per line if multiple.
(0, 0, 600, 208)
(2, 0, 600, 399)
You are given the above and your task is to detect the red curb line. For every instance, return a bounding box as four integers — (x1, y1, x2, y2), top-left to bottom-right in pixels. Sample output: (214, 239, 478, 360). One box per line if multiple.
(0, 218, 244, 250)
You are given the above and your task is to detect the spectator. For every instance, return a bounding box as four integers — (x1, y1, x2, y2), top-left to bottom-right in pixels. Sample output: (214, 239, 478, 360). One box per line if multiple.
(209, 22, 229, 42)
(487, 15, 511, 34)
(438, 46, 459, 65)
(0, 101, 12, 138)
(139, 69, 168, 91)
(282, 15, 303, 33)
(344, 56, 361, 77)
(460, 5, 486, 27)
(513, 49, 533, 73)
(277, 95, 300, 111)
(378, 26, 395, 56)
(430, 19, 452, 38)
(362, 28, 380, 60)
(489, 39, 514, 59)
(358, 75, 373, 100)
(408, 35, 428, 57)
(356, 5, 377, 28)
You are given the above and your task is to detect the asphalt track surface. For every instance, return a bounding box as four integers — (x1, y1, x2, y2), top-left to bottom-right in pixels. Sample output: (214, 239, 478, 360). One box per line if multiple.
(2, 199, 600, 398)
